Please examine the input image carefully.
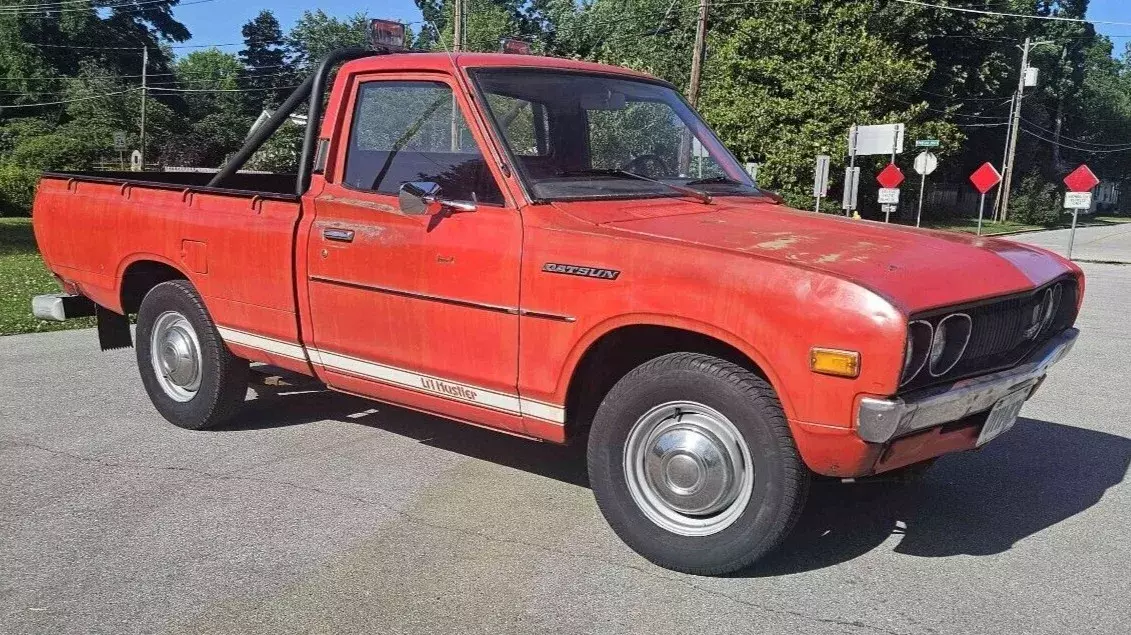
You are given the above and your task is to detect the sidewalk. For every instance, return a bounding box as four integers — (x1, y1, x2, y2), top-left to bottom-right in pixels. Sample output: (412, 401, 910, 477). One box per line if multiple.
(1005, 224, 1131, 264)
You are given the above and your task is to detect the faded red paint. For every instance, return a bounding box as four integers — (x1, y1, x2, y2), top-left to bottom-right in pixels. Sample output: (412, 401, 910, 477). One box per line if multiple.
(32, 52, 1085, 476)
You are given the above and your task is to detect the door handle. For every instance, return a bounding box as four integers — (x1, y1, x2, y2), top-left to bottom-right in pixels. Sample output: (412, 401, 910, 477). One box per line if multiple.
(323, 228, 355, 243)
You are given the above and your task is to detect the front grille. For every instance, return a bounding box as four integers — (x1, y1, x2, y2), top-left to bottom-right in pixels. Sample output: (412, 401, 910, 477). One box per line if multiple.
(901, 276, 1079, 391)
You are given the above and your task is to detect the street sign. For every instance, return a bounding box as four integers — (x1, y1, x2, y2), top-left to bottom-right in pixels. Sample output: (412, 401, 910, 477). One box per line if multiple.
(968, 162, 1002, 236)
(913, 152, 938, 176)
(842, 167, 861, 212)
(813, 155, 831, 197)
(878, 188, 901, 204)
(1064, 192, 1092, 209)
(850, 124, 905, 157)
(915, 139, 940, 148)
(1063, 164, 1099, 193)
(113, 131, 128, 151)
(876, 163, 905, 189)
(969, 162, 1002, 195)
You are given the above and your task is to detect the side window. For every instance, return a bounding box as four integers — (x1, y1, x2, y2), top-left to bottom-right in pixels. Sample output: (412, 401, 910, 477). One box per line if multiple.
(344, 80, 504, 205)
(485, 94, 550, 157)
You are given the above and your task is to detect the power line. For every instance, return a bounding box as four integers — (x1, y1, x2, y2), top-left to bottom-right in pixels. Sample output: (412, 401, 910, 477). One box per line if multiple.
(1020, 127, 1131, 153)
(149, 85, 300, 93)
(0, 87, 141, 109)
(0, 0, 216, 16)
(1019, 117, 1131, 148)
(893, 0, 1131, 27)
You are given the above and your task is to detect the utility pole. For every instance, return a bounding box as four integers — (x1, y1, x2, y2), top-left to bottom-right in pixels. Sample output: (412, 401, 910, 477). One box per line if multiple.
(679, 0, 708, 176)
(687, 0, 709, 108)
(992, 91, 1016, 222)
(450, 0, 464, 152)
(139, 45, 149, 171)
(1000, 37, 1053, 222)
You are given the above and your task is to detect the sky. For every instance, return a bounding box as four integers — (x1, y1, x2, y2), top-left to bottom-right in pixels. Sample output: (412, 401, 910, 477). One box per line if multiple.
(177, 0, 423, 50)
(175, 0, 1130, 53)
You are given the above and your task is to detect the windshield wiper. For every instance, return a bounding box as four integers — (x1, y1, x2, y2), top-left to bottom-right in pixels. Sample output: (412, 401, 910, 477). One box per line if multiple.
(558, 169, 712, 205)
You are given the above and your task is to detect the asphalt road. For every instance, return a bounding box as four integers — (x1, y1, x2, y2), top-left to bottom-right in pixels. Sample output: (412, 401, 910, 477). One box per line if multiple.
(1008, 222, 1131, 264)
(2, 263, 1129, 635)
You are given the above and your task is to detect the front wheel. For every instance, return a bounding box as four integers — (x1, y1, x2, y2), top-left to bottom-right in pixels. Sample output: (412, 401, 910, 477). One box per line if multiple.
(135, 280, 249, 430)
(587, 353, 808, 575)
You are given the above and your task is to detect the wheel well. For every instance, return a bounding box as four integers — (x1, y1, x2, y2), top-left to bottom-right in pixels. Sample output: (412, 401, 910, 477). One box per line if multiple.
(120, 260, 188, 314)
(564, 325, 767, 438)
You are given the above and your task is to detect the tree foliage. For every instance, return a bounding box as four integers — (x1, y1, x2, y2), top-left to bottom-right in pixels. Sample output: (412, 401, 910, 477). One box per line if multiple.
(1, 1, 1129, 221)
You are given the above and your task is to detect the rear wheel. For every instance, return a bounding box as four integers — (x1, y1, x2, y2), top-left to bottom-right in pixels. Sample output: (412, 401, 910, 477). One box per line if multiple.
(587, 353, 808, 575)
(135, 280, 248, 430)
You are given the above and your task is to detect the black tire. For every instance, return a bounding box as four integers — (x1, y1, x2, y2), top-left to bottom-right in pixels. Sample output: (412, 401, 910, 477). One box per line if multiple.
(587, 353, 808, 575)
(135, 279, 249, 430)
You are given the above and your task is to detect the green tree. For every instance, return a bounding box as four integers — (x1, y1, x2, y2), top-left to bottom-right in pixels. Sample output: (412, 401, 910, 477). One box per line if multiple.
(239, 11, 295, 109)
(287, 10, 370, 70)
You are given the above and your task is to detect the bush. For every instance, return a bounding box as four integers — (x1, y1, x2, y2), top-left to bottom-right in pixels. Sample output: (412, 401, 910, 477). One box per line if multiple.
(0, 164, 40, 217)
(1009, 174, 1062, 227)
(10, 134, 99, 172)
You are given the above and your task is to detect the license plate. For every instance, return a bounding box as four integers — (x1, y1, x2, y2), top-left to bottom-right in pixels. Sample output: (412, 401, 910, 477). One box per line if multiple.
(977, 389, 1029, 447)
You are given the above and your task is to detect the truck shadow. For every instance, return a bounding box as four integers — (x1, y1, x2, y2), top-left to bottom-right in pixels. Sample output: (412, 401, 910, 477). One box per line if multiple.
(221, 386, 1128, 576)
(742, 417, 1131, 577)
(220, 381, 591, 487)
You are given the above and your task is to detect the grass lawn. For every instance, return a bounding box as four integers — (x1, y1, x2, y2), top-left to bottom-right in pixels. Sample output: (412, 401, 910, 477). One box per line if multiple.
(925, 218, 1046, 236)
(0, 217, 94, 336)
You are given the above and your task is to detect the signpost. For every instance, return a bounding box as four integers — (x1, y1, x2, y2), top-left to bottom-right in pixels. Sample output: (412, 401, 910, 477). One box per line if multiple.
(876, 163, 905, 223)
(851, 124, 906, 158)
(969, 162, 1003, 235)
(113, 131, 128, 169)
(813, 155, 831, 212)
(841, 167, 861, 214)
(745, 162, 759, 182)
(1063, 164, 1100, 259)
(913, 151, 938, 228)
(846, 123, 904, 215)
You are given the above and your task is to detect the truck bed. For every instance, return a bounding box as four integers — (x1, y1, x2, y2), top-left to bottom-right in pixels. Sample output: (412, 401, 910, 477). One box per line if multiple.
(33, 172, 307, 371)
(43, 171, 301, 198)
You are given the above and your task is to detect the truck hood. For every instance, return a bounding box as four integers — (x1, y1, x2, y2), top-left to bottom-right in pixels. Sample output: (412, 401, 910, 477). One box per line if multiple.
(595, 199, 1075, 313)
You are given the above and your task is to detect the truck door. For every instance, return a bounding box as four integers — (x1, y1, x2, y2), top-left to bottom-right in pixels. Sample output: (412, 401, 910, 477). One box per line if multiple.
(305, 73, 524, 432)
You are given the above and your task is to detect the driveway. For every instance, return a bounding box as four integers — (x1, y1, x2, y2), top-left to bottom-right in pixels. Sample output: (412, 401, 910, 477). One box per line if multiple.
(1006, 222, 1131, 263)
(1, 263, 1129, 635)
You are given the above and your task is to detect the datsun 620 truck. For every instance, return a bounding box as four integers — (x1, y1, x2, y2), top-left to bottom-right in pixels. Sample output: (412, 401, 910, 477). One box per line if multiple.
(31, 32, 1082, 575)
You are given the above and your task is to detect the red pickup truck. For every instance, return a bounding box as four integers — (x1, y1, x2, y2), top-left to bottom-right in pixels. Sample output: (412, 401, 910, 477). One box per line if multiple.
(31, 45, 1082, 575)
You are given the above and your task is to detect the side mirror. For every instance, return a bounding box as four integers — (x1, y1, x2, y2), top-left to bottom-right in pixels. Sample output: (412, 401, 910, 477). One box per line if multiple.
(399, 181, 477, 217)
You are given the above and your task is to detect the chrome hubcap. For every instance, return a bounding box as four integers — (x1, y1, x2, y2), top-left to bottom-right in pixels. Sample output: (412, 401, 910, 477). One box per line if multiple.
(150, 311, 202, 402)
(624, 401, 754, 536)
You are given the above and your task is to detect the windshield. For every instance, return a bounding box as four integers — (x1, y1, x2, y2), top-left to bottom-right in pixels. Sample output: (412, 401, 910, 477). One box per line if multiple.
(472, 69, 763, 202)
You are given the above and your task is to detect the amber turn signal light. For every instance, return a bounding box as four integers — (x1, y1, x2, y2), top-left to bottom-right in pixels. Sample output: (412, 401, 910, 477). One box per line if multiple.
(810, 348, 861, 378)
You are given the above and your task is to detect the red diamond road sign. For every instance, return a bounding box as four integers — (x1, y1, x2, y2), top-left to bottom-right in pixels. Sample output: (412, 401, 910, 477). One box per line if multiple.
(876, 163, 905, 189)
(1063, 164, 1099, 193)
(969, 162, 1002, 195)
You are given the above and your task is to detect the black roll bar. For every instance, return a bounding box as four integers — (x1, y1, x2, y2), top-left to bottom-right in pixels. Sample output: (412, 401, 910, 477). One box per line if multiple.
(208, 48, 377, 193)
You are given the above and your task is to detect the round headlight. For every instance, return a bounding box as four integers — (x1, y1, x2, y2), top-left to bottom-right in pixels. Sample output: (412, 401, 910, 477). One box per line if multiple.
(1040, 283, 1062, 333)
(901, 320, 933, 386)
(928, 313, 972, 377)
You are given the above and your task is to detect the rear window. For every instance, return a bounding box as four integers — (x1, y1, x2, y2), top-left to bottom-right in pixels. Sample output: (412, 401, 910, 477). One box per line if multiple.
(343, 80, 504, 205)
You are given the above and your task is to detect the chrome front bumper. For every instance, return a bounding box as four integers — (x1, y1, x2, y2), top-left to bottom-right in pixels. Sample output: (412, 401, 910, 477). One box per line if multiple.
(857, 328, 1079, 444)
(32, 294, 96, 322)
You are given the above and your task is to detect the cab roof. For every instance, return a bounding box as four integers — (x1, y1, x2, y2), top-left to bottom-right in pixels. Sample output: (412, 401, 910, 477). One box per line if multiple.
(340, 52, 663, 84)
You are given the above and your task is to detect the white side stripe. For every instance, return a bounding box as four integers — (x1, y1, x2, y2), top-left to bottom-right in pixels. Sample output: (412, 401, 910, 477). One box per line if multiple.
(217, 327, 308, 361)
(216, 325, 565, 424)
